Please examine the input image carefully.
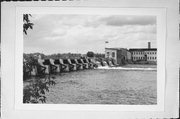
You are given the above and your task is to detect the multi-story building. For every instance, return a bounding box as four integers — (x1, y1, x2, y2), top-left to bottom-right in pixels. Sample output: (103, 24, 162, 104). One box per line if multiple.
(129, 42, 157, 63)
(129, 48, 157, 62)
(105, 42, 157, 65)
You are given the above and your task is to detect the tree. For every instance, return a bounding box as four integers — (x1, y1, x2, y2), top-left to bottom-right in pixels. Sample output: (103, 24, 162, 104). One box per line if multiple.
(87, 51, 94, 57)
(23, 15, 56, 103)
(23, 14, 34, 35)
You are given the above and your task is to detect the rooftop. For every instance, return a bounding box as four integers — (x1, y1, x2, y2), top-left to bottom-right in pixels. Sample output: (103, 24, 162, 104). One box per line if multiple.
(105, 48, 128, 51)
(105, 47, 157, 51)
(129, 48, 157, 51)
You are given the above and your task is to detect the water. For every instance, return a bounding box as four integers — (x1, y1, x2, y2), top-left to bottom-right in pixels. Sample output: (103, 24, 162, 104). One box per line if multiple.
(45, 65, 157, 105)
(97, 66, 157, 71)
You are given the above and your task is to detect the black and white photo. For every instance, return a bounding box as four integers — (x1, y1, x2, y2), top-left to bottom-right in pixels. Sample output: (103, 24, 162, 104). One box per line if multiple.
(23, 14, 157, 105)
(2, 1, 179, 118)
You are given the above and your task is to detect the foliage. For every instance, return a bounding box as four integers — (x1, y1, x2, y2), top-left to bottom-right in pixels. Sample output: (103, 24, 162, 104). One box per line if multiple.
(23, 54, 39, 80)
(46, 53, 82, 59)
(23, 76, 56, 103)
(24, 54, 38, 66)
(23, 54, 56, 103)
(23, 14, 56, 103)
(87, 51, 94, 57)
(23, 14, 34, 35)
(24, 53, 82, 60)
(94, 53, 105, 59)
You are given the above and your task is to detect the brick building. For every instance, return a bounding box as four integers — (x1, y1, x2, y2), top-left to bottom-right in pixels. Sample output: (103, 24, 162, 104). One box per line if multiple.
(105, 48, 131, 65)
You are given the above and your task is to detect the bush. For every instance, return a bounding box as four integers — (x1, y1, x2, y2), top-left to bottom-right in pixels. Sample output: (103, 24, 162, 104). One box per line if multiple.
(23, 54, 56, 103)
(23, 76, 56, 103)
(87, 51, 94, 57)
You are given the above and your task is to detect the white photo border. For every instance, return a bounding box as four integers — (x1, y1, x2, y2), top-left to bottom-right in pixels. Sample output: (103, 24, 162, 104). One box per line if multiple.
(15, 7, 166, 111)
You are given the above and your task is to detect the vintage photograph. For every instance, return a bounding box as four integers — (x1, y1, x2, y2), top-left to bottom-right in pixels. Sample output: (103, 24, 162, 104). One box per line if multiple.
(23, 14, 157, 105)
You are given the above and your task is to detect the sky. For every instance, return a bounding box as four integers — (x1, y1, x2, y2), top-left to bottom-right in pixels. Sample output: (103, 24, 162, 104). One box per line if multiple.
(23, 14, 156, 55)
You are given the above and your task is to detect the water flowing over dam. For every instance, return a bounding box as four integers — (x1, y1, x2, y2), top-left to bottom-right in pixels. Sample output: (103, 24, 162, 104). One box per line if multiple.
(97, 66, 157, 71)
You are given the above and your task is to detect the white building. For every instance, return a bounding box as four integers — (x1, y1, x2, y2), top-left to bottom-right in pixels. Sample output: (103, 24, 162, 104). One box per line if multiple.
(129, 42, 157, 63)
(105, 42, 157, 64)
(129, 48, 157, 62)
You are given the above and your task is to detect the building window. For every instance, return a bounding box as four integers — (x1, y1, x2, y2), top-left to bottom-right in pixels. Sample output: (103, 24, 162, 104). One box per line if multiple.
(112, 52, 115, 57)
(107, 52, 109, 57)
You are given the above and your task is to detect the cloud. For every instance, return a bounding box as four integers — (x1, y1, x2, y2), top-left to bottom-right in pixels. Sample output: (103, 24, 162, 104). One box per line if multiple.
(100, 15, 156, 26)
(51, 28, 67, 37)
(24, 14, 157, 54)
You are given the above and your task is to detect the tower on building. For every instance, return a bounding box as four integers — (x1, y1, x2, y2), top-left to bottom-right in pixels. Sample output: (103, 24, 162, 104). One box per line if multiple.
(148, 42, 151, 49)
